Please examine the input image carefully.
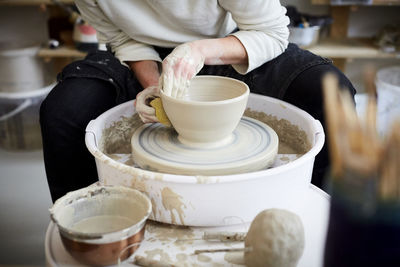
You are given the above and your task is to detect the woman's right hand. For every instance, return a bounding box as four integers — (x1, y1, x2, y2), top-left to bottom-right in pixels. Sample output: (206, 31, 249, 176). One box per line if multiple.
(160, 42, 205, 98)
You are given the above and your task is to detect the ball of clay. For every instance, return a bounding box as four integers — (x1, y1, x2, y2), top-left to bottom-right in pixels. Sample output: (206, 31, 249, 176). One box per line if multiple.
(244, 208, 305, 267)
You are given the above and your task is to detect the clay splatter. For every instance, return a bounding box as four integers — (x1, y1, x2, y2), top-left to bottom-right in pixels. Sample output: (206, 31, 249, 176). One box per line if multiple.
(161, 187, 187, 225)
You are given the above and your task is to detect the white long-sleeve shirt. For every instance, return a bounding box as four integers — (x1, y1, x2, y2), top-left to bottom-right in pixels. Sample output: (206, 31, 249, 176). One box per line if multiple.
(74, 0, 290, 74)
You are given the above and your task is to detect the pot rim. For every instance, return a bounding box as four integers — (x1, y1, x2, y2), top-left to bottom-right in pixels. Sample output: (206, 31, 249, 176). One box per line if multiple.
(160, 75, 250, 106)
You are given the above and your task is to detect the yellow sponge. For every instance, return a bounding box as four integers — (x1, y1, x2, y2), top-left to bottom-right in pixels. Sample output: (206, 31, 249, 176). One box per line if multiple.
(150, 98, 172, 127)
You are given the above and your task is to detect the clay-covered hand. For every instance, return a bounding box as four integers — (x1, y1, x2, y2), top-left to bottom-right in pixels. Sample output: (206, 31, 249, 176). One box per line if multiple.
(160, 43, 205, 98)
(134, 86, 160, 123)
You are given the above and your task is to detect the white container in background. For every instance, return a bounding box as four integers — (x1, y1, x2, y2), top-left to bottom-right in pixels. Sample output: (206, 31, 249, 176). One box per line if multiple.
(375, 65, 400, 135)
(0, 43, 54, 93)
(289, 26, 320, 48)
(85, 94, 325, 226)
(0, 83, 54, 150)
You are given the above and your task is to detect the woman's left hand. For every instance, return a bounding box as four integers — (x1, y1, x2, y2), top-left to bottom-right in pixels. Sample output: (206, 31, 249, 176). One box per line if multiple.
(134, 85, 160, 123)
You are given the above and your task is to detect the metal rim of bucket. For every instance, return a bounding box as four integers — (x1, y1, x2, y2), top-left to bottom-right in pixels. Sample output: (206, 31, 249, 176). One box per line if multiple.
(49, 184, 152, 244)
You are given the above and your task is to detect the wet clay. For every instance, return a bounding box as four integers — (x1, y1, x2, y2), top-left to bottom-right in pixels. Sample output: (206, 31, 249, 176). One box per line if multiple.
(244, 108, 311, 154)
(101, 113, 143, 154)
(101, 109, 310, 157)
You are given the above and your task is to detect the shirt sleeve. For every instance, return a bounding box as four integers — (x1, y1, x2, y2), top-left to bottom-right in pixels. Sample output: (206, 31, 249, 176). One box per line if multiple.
(218, 0, 290, 74)
(74, 0, 162, 64)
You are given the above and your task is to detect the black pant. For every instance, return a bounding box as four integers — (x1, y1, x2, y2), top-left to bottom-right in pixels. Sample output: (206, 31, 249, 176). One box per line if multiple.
(40, 44, 356, 202)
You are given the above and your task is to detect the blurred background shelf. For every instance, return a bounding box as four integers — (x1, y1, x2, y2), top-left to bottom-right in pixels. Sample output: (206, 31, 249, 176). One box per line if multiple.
(0, 0, 74, 5)
(308, 38, 400, 58)
(306, 0, 400, 71)
(38, 45, 86, 58)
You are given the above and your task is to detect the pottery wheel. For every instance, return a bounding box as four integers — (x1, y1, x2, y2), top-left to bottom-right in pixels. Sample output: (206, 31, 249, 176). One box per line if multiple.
(131, 116, 279, 175)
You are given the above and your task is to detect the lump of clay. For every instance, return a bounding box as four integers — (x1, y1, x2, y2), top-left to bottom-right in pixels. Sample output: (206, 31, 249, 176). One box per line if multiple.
(244, 208, 305, 267)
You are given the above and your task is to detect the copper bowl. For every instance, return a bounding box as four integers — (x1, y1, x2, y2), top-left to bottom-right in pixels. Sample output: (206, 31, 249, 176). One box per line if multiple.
(49, 185, 152, 266)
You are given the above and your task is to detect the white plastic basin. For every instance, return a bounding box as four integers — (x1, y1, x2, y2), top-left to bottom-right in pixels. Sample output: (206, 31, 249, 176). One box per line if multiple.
(85, 93, 325, 226)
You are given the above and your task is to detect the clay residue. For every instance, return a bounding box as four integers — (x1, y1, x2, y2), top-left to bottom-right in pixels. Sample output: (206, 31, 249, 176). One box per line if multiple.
(146, 221, 194, 241)
(195, 176, 209, 184)
(106, 153, 122, 161)
(278, 142, 300, 154)
(279, 155, 291, 162)
(100, 113, 143, 154)
(145, 221, 195, 251)
(150, 198, 160, 219)
(130, 175, 147, 192)
(176, 253, 189, 262)
(224, 251, 245, 265)
(197, 254, 212, 263)
(143, 248, 172, 264)
(161, 187, 187, 225)
(244, 108, 311, 154)
(123, 157, 135, 166)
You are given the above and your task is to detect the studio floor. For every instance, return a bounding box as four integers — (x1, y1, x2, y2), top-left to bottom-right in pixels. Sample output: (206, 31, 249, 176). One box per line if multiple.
(0, 148, 52, 266)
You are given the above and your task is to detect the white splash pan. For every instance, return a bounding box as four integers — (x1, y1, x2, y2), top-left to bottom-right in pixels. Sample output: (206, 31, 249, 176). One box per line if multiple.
(85, 93, 324, 226)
